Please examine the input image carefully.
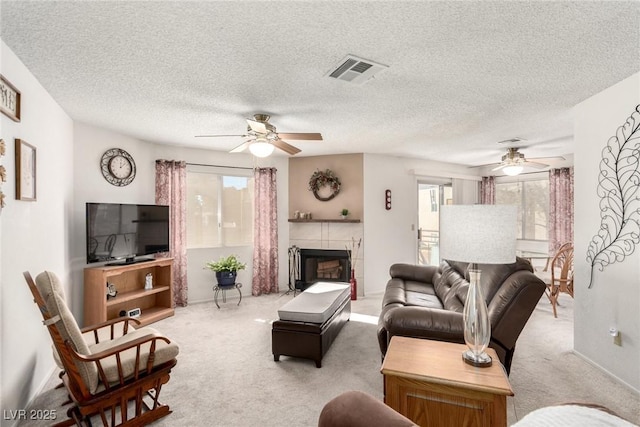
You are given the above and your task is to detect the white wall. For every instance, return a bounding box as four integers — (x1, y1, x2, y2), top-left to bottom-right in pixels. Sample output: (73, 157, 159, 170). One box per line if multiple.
(363, 154, 479, 294)
(574, 72, 640, 391)
(1, 40, 74, 424)
(72, 125, 290, 313)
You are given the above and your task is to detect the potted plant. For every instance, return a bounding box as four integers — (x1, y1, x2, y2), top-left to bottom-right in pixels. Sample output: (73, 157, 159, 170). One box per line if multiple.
(206, 255, 246, 286)
(340, 208, 349, 219)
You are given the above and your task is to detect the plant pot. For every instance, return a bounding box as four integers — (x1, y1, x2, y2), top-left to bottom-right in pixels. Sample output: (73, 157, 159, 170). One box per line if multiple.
(216, 271, 237, 286)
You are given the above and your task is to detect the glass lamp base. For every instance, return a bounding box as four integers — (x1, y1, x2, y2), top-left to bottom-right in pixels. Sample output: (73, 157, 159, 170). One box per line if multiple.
(462, 349, 493, 367)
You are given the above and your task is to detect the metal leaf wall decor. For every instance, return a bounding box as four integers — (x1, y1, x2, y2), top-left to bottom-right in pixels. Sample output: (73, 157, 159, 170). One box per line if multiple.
(586, 104, 640, 288)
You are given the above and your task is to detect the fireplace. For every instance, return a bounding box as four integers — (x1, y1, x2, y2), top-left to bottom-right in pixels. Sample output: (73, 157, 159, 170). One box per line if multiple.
(293, 248, 351, 290)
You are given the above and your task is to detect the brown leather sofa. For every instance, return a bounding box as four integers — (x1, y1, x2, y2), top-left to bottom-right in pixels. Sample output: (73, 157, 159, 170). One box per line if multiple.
(377, 258, 545, 374)
(318, 391, 630, 427)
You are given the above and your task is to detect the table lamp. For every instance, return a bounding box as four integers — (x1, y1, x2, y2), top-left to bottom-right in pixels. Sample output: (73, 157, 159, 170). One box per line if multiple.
(440, 205, 517, 367)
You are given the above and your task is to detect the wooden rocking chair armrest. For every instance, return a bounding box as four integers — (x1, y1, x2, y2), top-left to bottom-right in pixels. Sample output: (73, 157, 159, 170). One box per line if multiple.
(65, 333, 171, 362)
(80, 317, 141, 334)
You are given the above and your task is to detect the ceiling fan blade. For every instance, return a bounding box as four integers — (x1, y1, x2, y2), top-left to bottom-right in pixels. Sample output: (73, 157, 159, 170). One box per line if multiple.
(492, 164, 507, 171)
(468, 162, 499, 169)
(247, 119, 268, 134)
(195, 134, 247, 138)
(523, 161, 549, 169)
(276, 132, 323, 141)
(528, 156, 566, 162)
(272, 139, 301, 155)
(230, 141, 251, 153)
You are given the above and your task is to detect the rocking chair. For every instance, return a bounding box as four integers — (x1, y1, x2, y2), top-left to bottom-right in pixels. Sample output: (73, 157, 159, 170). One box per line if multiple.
(24, 271, 179, 426)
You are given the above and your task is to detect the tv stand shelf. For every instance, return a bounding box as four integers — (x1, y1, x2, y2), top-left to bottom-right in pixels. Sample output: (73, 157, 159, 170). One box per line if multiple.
(106, 286, 171, 305)
(84, 258, 174, 328)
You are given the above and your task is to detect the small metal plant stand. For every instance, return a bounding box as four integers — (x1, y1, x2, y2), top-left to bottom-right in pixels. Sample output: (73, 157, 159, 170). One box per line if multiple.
(213, 282, 242, 309)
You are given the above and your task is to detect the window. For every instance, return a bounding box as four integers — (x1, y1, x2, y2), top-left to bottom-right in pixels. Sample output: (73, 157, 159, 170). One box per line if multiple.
(496, 179, 548, 240)
(186, 169, 253, 248)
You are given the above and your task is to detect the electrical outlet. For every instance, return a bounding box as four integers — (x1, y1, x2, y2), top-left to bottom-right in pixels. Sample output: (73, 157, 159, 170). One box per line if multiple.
(609, 327, 622, 346)
(614, 332, 622, 346)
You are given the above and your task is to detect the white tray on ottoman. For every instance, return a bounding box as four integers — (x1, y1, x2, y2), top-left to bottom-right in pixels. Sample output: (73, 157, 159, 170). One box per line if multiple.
(272, 282, 351, 368)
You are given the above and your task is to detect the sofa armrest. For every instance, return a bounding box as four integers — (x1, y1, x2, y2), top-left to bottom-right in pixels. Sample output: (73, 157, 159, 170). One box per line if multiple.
(389, 263, 437, 283)
(383, 306, 465, 344)
(319, 391, 417, 427)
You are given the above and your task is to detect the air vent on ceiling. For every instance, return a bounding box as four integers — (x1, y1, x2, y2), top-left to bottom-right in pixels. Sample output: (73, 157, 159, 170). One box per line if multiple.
(326, 55, 388, 85)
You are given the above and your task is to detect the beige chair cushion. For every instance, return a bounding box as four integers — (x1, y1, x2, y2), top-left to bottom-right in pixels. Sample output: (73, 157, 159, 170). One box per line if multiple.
(52, 323, 137, 369)
(89, 327, 179, 387)
(35, 271, 99, 393)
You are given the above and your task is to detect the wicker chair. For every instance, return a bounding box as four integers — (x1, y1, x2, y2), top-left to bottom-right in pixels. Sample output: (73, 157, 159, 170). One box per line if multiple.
(536, 243, 574, 317)
(24, 271, 179, 426)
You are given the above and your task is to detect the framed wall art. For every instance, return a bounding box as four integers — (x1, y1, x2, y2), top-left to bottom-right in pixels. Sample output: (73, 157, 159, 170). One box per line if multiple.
(15, 139, 36, 201)
(0, 75, 21, 122)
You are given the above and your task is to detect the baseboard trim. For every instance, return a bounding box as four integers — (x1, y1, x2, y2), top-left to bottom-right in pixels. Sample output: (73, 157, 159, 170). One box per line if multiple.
(6, 364, 59, 427)
(572, 349, 640, 395)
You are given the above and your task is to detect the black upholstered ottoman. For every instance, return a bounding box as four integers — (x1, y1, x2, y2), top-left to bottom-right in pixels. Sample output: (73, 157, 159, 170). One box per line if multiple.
(272, 282, 351, 368)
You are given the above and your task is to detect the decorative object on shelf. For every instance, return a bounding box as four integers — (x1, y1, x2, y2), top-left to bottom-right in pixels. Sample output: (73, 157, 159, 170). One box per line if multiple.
(440, 205, 516, 368)
(385, 189, 392, 210)
(308, 168, 341, 201)
(293, 210, 300, 219)
(106, 282, 118, 299)
(587, 104, 640, 288)
(0, 138, 5, 155)
(15, 139, 36, 201)
(340, 208, 349, 219)
(100, 148, 136, 187)
(0, 75, 21, 122)
(346, 237, 362, 300)
(145, 273, 153, 290)
(0, 165, 6, 182)
(0, 191, 5, 209)
(206, 254, 246, 286)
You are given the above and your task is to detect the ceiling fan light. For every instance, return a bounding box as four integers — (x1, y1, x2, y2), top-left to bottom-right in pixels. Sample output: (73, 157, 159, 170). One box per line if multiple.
(503, 165, 523, 176)
(249, 140, 275, 157)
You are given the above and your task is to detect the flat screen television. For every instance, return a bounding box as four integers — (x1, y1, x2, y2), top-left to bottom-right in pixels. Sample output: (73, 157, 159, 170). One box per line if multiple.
(86, 202, 170, 265)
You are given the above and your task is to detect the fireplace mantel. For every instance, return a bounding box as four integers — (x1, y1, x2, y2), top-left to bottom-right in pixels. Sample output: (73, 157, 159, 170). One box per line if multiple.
(288, 219, 361, 223)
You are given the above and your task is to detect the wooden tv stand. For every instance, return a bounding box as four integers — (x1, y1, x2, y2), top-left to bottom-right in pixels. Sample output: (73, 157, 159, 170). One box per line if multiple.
(83, 258, 174, 328)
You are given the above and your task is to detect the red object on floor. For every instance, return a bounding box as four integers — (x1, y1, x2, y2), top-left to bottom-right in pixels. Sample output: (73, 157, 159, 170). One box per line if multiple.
(350, 269, 357, 300)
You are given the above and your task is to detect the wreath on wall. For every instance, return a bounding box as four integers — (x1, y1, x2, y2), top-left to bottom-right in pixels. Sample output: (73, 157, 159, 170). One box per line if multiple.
(308, 169, 341, 201)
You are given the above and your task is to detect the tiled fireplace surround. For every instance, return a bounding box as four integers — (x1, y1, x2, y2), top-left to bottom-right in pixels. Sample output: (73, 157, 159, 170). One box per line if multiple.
(289, 221, 364, 296)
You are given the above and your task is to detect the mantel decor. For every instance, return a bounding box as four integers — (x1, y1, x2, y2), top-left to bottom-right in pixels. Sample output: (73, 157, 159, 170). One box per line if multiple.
(308, 169, 341, 201)
(586, 103, 640, 288)
(0, 75, 21, 122)
(15, 139, 36, 201)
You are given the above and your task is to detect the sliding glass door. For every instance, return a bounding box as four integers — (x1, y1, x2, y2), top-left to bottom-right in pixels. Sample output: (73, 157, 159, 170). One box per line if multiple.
(417, 182, 453, 265)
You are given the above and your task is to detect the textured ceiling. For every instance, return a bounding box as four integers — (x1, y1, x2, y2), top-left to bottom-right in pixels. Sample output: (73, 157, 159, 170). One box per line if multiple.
(1, 1, 639, 168)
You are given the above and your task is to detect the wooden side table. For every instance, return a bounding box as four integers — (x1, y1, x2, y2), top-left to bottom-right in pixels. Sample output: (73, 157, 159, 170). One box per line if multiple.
(381, 336, 513, 427)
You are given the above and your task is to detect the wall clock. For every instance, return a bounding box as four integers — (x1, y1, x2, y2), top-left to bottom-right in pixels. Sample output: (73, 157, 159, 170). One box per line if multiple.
(100, 148, 136, 186)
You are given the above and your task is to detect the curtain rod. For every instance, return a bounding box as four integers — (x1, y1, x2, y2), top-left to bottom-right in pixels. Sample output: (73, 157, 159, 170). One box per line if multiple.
(186, 162, 253, 171)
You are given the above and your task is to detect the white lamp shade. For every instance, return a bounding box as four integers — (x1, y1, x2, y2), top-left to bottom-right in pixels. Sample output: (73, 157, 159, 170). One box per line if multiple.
(249, 140, 275, 157)
(503, 165, 523, 176)
(440, 205, 517, 264)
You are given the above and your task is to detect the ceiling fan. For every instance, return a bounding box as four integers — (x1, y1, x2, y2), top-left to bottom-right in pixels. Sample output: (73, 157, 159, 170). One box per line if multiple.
(475, 147, 565, 176)
(195, 113, 323, 157)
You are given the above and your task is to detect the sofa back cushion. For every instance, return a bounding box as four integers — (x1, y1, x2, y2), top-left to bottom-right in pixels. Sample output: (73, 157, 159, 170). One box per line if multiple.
(434, 261, 467, 312)
(435, 258, 535, 316)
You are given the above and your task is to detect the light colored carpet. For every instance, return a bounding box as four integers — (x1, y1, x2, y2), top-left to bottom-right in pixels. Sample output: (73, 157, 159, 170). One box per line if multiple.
(17, 291, 640, 426)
